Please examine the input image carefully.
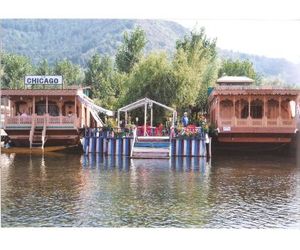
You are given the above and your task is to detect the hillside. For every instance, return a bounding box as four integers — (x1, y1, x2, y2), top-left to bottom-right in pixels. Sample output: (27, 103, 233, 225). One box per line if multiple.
(1, 19, 299, 84)
(219, 49, 300, 85)
(1, 19, 188, 65)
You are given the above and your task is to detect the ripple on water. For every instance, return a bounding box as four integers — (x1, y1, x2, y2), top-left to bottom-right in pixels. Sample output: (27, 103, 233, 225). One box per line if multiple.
(1, 153, 300, 228)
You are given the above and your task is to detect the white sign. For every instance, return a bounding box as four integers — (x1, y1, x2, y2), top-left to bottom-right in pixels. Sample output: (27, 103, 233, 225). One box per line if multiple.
(25, 75, 63, 85)
(223, 126, 231, 132)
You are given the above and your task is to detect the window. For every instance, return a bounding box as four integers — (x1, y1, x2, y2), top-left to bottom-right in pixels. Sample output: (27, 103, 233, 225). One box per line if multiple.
(220, 99, 233, 119)
(250, 99, 263, 118)
(267, 99, 279, 119)
(48, 101, 59, 116)
(281, 99, 291, 119)
(235, 99, 249, 119)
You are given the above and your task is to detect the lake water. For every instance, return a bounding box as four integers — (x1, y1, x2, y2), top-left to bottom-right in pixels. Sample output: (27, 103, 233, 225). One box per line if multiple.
(1, 151, 300, 228)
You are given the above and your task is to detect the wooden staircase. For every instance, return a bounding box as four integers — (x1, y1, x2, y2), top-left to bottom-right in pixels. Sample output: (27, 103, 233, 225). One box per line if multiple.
(131, 136, 171, 159)
(29, 117, 47, 149)
(31, 128, 43, 148)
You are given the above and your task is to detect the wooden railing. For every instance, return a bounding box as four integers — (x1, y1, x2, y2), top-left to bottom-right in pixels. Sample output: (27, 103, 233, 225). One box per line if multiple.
(5, 114, 78, 128)
(219, 117, 296, 128)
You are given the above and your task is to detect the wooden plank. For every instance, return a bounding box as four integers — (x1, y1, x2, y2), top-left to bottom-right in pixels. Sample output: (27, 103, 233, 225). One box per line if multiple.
(133, 147, 169, 153)
(218, 137, 292, 143)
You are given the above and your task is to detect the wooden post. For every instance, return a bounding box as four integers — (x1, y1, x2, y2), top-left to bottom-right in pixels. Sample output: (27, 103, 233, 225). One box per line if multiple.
(74, 96, 77, 117)
(209, 137, 212, 158)
(4, 97, 7, 128)
(78, 102, 82, 127)
(217, 97, 220, 127)
(117, 110, 120, 128)
(150, 106, 153, 128)
(32, 96, 35, 114)
(263, 96, 267, 126)
(144, 102, 147, 136)
(172, 111, 175, 127)
(46, 96, 48, 114)
(248, 96, 251, 118)
(279, 96, 282, 126)
(10, 99, 13, 116)
(238, 98, 241, 119)
(233, 96, 236, 126)
(8, 98, 11, 117)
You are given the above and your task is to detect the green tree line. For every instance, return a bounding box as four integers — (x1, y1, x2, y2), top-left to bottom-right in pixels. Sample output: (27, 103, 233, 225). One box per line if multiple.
(0, 27, 261, 124)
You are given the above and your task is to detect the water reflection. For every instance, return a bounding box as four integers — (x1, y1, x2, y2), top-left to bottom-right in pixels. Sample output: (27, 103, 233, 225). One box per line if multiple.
(81, 154, 211, 173)
(1, 152, 299, 228)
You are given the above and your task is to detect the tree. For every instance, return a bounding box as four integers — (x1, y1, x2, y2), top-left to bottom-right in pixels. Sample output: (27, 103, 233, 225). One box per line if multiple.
(85, 54, 114, 98)
(173, 28, 218, 115)
(115, 27, 147, 73)
(218, 58, 261, 84)
(0, 53, 33, 89)
(53, 59, 81, 86)
(121, 53, 176, 124)
(124, 53, 175, 104)
(85, 54, 127, 109)
(35, 59, 52, 75)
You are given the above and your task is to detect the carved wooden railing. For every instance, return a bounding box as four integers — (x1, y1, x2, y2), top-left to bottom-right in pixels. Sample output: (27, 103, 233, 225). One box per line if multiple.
(5, 114, 78, 128)
(219, 117, 296, 128)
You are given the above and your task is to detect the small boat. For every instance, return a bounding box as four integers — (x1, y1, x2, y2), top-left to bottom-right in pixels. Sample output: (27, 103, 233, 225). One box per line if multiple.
(0, 144, 81, 154)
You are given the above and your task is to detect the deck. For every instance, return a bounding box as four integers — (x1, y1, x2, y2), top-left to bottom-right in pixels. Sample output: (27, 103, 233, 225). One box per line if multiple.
(131, 136, 171, 159)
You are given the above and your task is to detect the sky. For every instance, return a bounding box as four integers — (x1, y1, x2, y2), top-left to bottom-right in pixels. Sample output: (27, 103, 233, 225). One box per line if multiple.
(174, 19, 300, 63)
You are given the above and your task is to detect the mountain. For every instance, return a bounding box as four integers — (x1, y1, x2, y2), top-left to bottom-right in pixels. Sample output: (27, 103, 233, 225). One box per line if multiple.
(1, 19, 188, 65)
(219, 49, 300, 85)
(1, 19, 299, 85)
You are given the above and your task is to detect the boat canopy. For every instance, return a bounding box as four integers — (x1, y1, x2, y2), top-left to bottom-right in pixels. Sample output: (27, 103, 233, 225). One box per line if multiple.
(77, 93, 114, 127)
(117, 97, 177, 136)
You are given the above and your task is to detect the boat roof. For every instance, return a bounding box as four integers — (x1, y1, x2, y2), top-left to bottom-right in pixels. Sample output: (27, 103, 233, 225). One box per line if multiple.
(209, 86, 300, 101)
(216, 76, 254, 85)
(0, 88, 81, 96)
(118, 97, 176, 113)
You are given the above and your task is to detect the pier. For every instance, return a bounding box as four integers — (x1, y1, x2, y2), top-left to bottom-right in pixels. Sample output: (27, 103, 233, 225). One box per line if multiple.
(82, 127, 209, 157)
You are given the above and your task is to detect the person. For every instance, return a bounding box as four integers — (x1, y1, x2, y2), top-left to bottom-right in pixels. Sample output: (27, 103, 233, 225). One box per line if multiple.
(21, 111, 27, 117)
(4, 137, 11, 148)
(182, 112, 189, 127)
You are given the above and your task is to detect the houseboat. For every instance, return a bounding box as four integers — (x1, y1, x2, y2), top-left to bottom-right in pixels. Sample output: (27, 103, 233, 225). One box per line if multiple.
(0, 86, 113, 148)
(208, 76, 300, 144)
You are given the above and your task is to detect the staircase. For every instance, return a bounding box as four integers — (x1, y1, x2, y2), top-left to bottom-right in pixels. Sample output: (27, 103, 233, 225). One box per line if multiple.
(31, 128, 43, 148)
(131, 136, 171, 159)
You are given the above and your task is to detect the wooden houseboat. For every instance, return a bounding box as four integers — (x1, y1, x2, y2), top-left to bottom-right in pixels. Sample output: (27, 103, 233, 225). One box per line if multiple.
(208, 76, 299, 144)
(0, 87, 113, 148)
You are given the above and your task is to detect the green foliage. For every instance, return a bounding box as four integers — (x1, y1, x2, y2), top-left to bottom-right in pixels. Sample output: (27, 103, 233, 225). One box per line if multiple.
(218, 49, 300, 85)
(115, 27, 147, 73)
(35, 59, 52, 75)
(1, 19, 188, 66)
(123, 52, 175, 105)
(173, 29, 218, 112)
(85, 54, 127, 110)
(120, 53, 175, 125)
(53, 59, 82, 86)
(0, 53, 33, 89)
(176, 28, 217, 66)
(218, 58, 261, 84)
(2, 19, 299, 85)
(85, 54, 114, 93)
